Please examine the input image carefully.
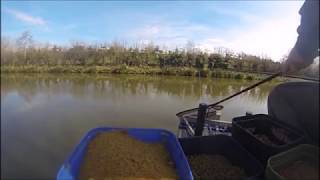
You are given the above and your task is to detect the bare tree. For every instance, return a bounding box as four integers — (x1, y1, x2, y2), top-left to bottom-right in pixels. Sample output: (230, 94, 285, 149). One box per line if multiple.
(16, 31, 33, 64)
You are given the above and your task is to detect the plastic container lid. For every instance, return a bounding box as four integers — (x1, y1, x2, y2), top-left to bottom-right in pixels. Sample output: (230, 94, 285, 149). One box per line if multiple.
(265, 144, 319, 180)
(57, 127, 193, 180)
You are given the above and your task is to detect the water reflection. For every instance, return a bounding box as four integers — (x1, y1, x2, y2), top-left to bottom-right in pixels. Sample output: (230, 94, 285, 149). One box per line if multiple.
(1, 73, 278, 179)
(2, 73, 273, 104)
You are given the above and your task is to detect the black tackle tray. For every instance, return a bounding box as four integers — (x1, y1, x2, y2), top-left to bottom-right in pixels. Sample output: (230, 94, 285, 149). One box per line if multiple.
(179, 135, 264, 180)
(232, 114, 306, 167)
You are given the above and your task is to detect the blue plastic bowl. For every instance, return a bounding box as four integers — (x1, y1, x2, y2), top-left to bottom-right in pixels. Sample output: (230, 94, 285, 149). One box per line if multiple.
(57, 127, 193, 180)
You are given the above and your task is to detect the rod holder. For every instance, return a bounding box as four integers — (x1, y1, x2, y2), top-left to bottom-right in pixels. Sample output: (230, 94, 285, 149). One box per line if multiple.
(194, 103, 208, 136)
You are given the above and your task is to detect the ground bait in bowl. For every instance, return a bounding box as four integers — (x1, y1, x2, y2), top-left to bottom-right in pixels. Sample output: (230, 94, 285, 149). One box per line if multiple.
(278, 160, 319, 180)
(79, 130, 178, 180)
(187, 154, 246, 180)
(245, 127, 291, 146)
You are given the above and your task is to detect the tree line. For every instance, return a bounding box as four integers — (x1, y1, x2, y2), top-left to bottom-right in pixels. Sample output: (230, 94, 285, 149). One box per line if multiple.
(1, 31, 318, 78)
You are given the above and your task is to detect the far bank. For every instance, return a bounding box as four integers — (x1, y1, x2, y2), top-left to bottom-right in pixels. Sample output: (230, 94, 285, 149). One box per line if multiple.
(1, 65, 286, 81)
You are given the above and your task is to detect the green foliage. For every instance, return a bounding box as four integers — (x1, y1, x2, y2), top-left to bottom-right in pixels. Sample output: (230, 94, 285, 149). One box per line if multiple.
(196, 69, 209, 77)
(234, 73, 244, 80)
(1, 33, 284, 75)
(211, 71, 223, 78)
(246, 75, 254, 80)
(2, 65, 284, 82)
(160, 67, 177, 76)
(7, 33, 317, 80)
(82, 66, 97, 73)
(180, 68, 196, 76)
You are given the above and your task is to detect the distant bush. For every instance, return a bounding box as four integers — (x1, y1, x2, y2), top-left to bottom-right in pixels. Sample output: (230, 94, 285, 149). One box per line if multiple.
(234, 73, 244, 79)
(180, 68, 196, 76)
(96, 66, 112, 73)
(83, 66, 97, 73)
(196, 69, 209, 77)
(160, 67, 176, 76)
(211, 71, 223, 78)
(246, 75, 254, 80)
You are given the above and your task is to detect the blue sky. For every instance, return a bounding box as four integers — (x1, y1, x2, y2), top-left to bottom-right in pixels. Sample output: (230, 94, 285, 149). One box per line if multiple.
(1, 1, 304, 61)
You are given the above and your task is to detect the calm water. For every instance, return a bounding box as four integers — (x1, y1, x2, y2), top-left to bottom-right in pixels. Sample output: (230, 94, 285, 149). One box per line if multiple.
(1, 73, 278, 179)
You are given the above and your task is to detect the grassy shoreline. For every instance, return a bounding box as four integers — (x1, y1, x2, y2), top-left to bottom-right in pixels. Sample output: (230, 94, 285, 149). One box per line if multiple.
(0, 65, 282, 81)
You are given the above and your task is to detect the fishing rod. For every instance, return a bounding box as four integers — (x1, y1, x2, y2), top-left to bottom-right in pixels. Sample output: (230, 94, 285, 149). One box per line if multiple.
(176, 72, 282, 117)
(237, 70, 319, 82)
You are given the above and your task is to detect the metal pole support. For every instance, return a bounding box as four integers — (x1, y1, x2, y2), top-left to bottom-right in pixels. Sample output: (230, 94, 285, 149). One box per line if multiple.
(194, 103, 208, 136)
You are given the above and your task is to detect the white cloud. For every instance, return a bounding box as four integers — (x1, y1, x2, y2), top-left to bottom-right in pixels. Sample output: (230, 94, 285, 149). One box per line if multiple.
(129, 21, 215, 49)
(198, 11, 301, 60)
(128, 1, 304, 61)
(202, 2, 303, 61)
(5, 8, 47, 26)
